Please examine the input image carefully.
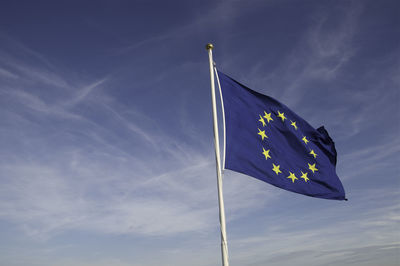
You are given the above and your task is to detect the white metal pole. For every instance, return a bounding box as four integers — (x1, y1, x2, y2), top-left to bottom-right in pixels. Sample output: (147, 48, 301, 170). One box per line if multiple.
(206, 43, 229, 266)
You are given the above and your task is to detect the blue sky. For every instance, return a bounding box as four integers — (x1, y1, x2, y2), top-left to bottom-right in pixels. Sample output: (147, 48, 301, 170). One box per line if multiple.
(0, 0, 399, 265)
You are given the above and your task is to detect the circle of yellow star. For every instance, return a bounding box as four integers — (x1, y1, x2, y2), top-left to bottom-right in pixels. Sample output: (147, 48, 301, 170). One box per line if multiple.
(262, 147, 271, 160)
(300, 171, 310, 182)
(290, 120, 298, 130)
(302, 136, 309, 144)
(258, 115, 266, 127)
(263, 111, 273, 123)
(308, 163, 318, 174)
(277, 111, 287, 122)
(309, 149, 317, 158)
(287, 171, 298, 183)
(257, 128, 268, 140)
(272, 163, 281, 175)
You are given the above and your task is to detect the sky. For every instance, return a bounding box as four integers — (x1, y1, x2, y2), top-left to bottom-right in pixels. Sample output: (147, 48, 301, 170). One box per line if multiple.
(0, 0, 399, 265)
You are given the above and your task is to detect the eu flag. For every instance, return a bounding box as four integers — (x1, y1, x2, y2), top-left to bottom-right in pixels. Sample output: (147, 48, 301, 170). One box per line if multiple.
(218, 71, 346, 200)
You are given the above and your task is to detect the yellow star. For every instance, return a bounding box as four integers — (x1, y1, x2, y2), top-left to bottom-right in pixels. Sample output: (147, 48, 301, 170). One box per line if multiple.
(300, 171, 309, 182)
(272, 163, 282, 175)
(258, 128, 268, 140)
(290, 120, 298, 130)
(258, 115, 266, 127)
(308, 163, 318, 174)
(309, 149, 317, 158)
(263, 111, 273, 123)
(302, 136, 309, 144)
(287, 171, 298, 183)
(262, 147, 271, 160)
(277, 111, 287, 122)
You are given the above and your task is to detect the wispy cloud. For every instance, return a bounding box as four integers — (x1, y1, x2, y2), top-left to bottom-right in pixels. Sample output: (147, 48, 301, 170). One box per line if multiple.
(0, 37, 277, 242)
(0, 66, 18, 79)
(64, 78, 108, 107)
(228, 188, 400, 266)
(339, 138, 400, 180)
(267, 2, 363, 106)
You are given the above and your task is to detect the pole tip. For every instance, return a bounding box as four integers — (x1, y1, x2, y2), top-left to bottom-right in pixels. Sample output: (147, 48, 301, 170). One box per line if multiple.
(206, 43, 214, 50)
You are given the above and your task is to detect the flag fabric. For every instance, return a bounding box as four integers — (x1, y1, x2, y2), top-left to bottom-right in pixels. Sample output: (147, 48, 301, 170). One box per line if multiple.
(218, 71, 346, 200)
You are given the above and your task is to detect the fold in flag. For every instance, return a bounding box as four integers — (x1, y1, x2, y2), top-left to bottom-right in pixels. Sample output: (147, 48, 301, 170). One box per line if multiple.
(218, 71, 346, 200)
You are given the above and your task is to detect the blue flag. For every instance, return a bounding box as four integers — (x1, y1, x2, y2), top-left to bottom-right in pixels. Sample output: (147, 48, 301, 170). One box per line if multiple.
(218, 71, 346, 200)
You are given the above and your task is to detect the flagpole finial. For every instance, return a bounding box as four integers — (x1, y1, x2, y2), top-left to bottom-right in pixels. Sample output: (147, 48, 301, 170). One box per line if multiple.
(206, 43, 214, 50)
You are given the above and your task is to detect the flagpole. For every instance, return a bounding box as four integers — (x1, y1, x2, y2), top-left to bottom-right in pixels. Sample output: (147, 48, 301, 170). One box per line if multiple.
(206, 43, 229, 266)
